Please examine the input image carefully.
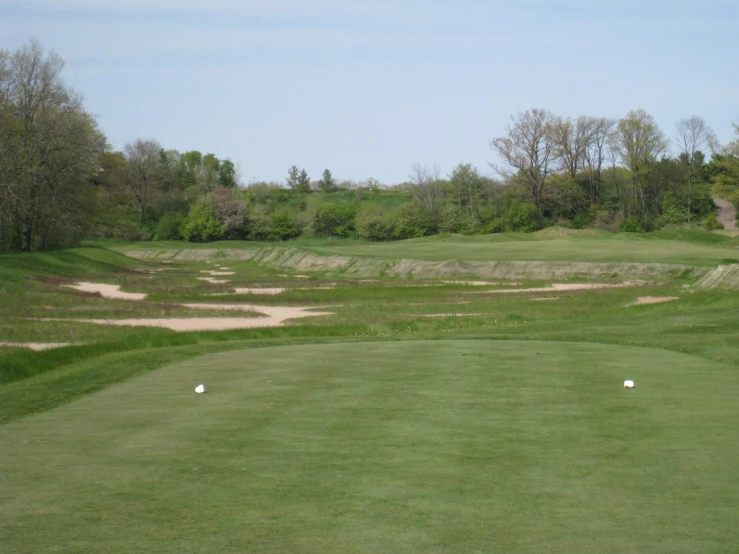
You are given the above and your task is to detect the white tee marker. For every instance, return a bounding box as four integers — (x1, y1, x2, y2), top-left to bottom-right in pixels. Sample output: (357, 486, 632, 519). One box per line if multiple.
(623, 380, 635, 389)
(195, 384, 206, 394)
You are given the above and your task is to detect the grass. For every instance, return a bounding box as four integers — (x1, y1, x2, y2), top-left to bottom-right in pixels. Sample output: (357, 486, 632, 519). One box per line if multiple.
(2, 340, 738, 552)
(2, 232, 739, 551)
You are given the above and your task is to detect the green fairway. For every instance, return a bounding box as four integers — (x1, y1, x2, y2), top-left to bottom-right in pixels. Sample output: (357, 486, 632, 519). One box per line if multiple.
(298, 231, 739, 266)
(2, 340, 738, 553)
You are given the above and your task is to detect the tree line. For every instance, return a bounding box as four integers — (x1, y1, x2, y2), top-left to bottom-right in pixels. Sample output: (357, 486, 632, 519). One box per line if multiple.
(1, 40, 738, 251)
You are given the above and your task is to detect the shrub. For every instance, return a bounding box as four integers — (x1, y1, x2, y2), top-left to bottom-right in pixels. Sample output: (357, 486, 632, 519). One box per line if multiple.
(154, 213, 184, 241)
(658, 193, 689, 228)
(621, 216, 647, 233)
(703, 214, 724, 231)
(180, 202, 225, 242)
(502, 203, 542, 232)
(356, 205, 393, 241)
(269, 210, 300, 241)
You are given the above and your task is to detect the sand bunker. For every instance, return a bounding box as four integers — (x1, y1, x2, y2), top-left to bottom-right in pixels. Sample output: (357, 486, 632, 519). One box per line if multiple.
(480, 282, 642, 294)
(630, 296, 679, 306)
(440, 280, 520, 286)
(200, 270, 235, 276)
(64, 282, 147, 300)
(411, 313, 489, 318)
(38, 303, 332, 332)
(0, 342, 73, 351)
(197, 277, 229, 284)
(232, 288, 286, 295)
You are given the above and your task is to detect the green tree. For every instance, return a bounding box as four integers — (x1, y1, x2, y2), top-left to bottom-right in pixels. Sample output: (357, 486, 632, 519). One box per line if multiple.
(286, 166, 301, 190)
(612, 109, 668, 217)
(218, 159, 237, 187)
(0, 39, 105, 251)
(710, 123, 739, 207)
(297, 169, 311, 193)
(180, 201, 224, 242)
(319, 169, 337, 192)
(270, 210, 300, 240)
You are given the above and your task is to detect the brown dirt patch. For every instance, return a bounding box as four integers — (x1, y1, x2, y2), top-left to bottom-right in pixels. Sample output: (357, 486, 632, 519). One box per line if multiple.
(197, 277, 229, 284)
(714, 196, 738, 231)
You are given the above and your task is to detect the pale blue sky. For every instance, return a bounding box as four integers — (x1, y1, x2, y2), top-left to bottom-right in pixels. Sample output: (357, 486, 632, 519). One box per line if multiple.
(1, 0, 737, 184)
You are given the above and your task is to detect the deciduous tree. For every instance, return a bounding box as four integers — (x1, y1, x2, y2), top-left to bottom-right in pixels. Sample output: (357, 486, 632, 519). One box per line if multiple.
(490, 108, 557, 210)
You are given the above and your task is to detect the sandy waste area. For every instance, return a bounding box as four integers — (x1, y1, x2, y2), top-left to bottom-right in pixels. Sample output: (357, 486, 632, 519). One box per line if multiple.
(46, 283, 332, 331)
(630, 296, 679, 306)
(64, 282, 147, 300)
(481, 282, 643, 294)
(200, 270, 235, 276)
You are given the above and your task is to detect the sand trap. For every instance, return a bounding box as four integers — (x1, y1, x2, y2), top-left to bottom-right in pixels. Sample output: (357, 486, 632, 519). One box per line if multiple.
(37, 304, 332, 332)
(197, 277, 229, 284)
(296, 275, 311, 279)
(0, 342, 73, 351)
(630, 296, 679, 306)
(440, 280, 520, 286)
(200, 270, 235, 276)
(480, 282, 642, 294)
(64, 282, 147, 300)
(410, 313, 490, 318)
(233, 288, 286, 295)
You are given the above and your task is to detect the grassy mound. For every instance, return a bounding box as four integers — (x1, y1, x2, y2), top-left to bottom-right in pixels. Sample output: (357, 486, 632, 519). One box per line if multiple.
(2, 340, 738, 553)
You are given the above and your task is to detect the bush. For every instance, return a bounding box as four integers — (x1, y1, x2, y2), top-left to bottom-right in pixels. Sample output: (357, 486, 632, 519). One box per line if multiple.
(703, 214, 724, 231)
(309, 203, 357, 237)
(593, 211, 622, 232)
(621, 216, 647, 233)
(356, 205, 393, 241)
(269, 211, 300, 241)
(502, 203, 542, 232)
(658, 193, 689, 228)
(154, 213, 184, 241)
(180, 202, 225, 242)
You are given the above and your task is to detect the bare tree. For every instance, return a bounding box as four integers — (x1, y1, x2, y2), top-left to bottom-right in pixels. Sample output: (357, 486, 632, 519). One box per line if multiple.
(675, 116, 716, 222)
(551, 115, 599, 179)
(583, 118, 615, 204)
(489, 108, 557, 210)
(124, 138, 162, 222)
(409, 162, 445, 226)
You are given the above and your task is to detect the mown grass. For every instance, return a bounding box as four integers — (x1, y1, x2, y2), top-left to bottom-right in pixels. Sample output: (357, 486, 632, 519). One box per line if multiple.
(2, 340, 738, 553)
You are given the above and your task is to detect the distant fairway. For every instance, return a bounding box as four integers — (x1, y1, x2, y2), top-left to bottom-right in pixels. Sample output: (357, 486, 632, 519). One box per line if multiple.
(2, 340, 738, 553)
(299, 231, 739, 266)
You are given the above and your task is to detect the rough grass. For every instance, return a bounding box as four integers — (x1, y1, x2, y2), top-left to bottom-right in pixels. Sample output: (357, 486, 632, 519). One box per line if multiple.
(2, 340, 738, 553)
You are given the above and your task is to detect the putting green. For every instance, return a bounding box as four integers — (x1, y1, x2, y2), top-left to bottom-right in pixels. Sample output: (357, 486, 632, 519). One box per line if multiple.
(2, 340, 738, 553)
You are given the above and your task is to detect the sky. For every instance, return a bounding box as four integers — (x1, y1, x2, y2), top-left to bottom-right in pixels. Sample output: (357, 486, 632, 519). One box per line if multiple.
(1, 0, 737, 185)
